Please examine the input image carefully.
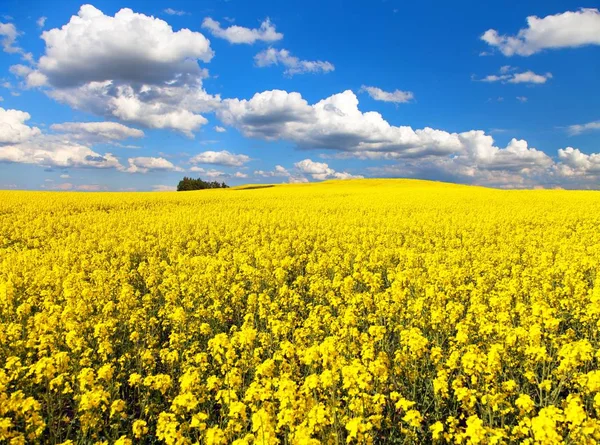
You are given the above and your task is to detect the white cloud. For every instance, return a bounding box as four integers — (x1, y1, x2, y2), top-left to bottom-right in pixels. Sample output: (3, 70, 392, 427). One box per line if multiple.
(253, 165, 307, 183)
(509, 71, 552, 84)
(201, 17, 283, 44)
(218, 89, 463, 156)
(50, 122, 144, 142)
(234, 171, 248, 178)
(567, 120, 600, 135)
(38, 5, 213, 87)
(164, 8, 187, 16)
(478, 67, 552, 84)
(125, 157, 182, 173)
(190, 150, 250, 167)
(0, 107, 144, 171)
(516, 96, 528, 103)
(360, 85, 414, 103)
(482, 8, 600, 56)
(0, 22, 19, 53)
(11, 5, 219, 135)
(0, 108, 42, 144)
(556, 147, 600, 176)
(214, 125, 227, 133)
(37, 16, 47, 28)
(295, 158, 363, 180)
(189, 166, 228, 178)
(0, 138, 123, 169)
(254, 48, 334, 76)
(254, 165, 291, 177)
(60, 174, 70, 179)
(152, 184, 177, 191)
(9, 64, 49, 88)
(217, 89, 571, 186)
(47, 82, 219, 137)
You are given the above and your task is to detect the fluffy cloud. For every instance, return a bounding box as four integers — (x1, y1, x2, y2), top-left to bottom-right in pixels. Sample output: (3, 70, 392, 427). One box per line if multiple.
(37, 16, 47, 28)
(50, 122, 144, 143)
(11, 5, 219, 135)
(516, 96, 528, 103)
(125, 157, 182, 173)
(0, 22, 19, 53)
(202, 17, 283, 44)
(9, 64, 49, 88)
(0, 108, 42, 144)
(0, 107, 145, 171)
(567, 120, 600, 135)
(254, 165, 307, 183)
(482, 8, 600, 56)
(0, 138, 122, 169)
(214, 126, 227, 133)
(295, 159, 363, 180)
(217, 89, 572, 186)
(190, 150, 250, 167)
(254, 48, 334, 76)
(47, 82, 219, 137)
(360, 85, 414, 103)
(38, 5, 212, 87)
(218, 89, 462, 156)
(189, 166, 228, 178)
(556, 147, 600, 176)
(479, 67, 552, 84)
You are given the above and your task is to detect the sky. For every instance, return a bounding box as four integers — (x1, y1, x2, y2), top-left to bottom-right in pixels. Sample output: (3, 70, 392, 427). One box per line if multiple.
(0, 0, 599, 191)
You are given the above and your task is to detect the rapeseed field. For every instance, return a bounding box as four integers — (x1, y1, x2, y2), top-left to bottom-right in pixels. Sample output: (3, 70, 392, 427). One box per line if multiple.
(1, 179, 599, 444)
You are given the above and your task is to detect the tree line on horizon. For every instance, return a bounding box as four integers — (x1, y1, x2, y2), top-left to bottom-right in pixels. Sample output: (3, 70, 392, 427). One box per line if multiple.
(176, 177, 229, 191)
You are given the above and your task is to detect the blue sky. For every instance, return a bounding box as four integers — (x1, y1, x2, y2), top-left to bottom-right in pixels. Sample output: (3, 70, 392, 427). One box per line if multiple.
(0, 0, 599, 190)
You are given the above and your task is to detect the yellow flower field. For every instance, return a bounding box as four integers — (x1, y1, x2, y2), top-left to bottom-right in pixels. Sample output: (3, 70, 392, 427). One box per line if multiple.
(1, 179, 600, 444)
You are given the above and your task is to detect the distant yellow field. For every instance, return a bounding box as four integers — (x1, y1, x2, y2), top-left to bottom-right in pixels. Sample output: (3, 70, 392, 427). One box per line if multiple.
(1, 179, 600, 444)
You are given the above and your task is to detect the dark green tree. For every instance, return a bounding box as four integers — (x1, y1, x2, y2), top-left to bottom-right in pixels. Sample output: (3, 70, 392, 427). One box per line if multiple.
(177, 177, 229, 191)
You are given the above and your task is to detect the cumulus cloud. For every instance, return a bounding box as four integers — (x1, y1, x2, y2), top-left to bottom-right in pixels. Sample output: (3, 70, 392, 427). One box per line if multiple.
(567, 120, 600, 135)
(190, 150, 250, 167)
(38, 5, 212, 87)
(216, 89, 579, 186)
(10, 5, 219, 135)
(0, 106, 148, 171)
(0, 22, 20, 53)
(295, 159, 363, 180)
(234, 171, 248, 178)
(9, 64, 49, 88)
(254, 48, 334, 76)
(37, 16, 47, 28)
(218, 89, 463, 156)
(50, 122, 144, 143)
(214, 126, 227, 132)
(254, 165, 307, 183)
(202, 17, 283, 44)
(0, 108, 42, 144)
(0, 137, 123, 169)
(189, 166, 228, 178)
(125, 157, 182, 173)
(555, 147, 600, 177)
(360, 85, 414, 103)
(482, 8, 600, 56)
(478, 67, 552, 84)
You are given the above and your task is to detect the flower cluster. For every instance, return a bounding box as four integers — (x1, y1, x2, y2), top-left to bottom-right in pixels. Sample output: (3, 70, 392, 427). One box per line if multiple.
(1, 179, 599, 444)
